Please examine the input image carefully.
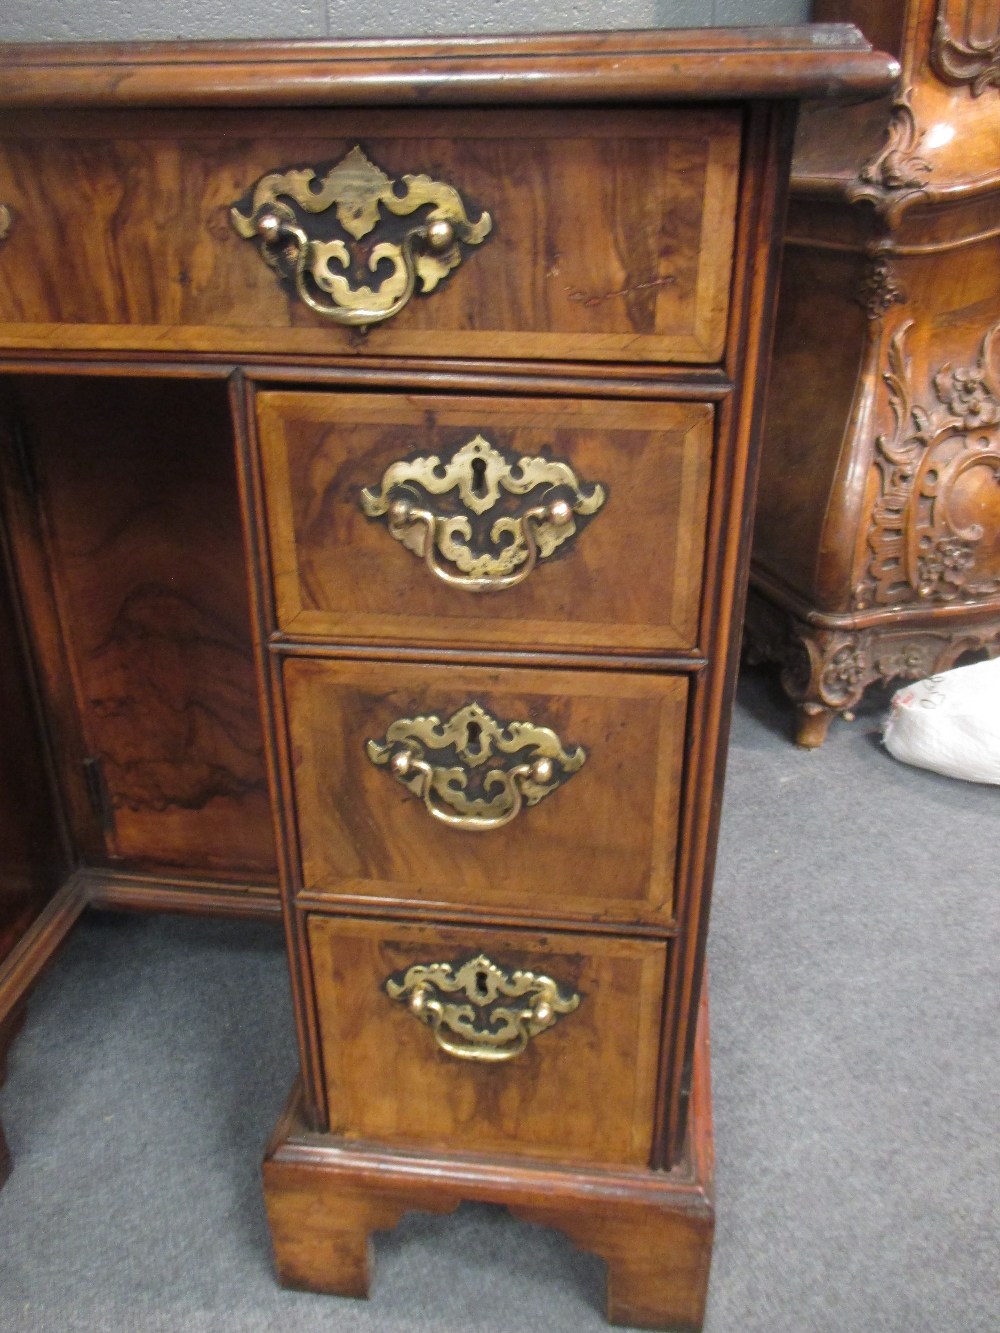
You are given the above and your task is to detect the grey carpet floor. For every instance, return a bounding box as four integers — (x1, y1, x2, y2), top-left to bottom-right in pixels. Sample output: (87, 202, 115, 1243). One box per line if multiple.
(0, 666, 997, 1332)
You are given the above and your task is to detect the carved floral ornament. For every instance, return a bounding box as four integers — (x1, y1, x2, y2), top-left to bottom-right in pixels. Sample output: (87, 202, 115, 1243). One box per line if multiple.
(857, 256, 906, 322)
(744, 591, 1000, 742)
(857, 320, 1000, 610)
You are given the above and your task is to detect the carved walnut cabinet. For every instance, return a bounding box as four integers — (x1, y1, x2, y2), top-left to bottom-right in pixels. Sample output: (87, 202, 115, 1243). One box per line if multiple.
(0, 30, 894, 1329)
(748, 0, 1000, 746)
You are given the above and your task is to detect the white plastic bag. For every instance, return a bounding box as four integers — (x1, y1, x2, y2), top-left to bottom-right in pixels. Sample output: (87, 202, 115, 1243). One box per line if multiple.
(883, 658, 1000, 785)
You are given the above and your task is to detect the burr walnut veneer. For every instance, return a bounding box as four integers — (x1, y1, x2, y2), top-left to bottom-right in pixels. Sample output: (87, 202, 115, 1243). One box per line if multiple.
(0, 30, 895, 1329)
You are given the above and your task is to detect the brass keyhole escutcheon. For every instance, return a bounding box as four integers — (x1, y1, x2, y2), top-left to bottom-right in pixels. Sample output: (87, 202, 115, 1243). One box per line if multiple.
(385, 954, 582, 1062)
(361, 435, 606, 592)
(365, 701, 586, 831)
(230, 146, 492, 330)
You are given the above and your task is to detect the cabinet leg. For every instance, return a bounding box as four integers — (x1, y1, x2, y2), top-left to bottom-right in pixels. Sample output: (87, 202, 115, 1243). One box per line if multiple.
(602, 1212, 714, 1330)
(264, 1174, 379, 1296)
(507, 1195, 713, 1331)
(263, 1151, 458, 1298)
(745, 584, 1000, 749)
(264, 1122, 713, 1329)
(263, 996, 714, 1328)
(795, 701, 838, 749)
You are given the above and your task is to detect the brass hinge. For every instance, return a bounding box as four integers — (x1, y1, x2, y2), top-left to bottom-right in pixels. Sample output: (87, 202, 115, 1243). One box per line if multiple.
(82, 756, 115, 833)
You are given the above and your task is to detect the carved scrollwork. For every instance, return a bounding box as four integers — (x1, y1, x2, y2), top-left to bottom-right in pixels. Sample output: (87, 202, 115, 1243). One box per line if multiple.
(385, 953, 581, 1062)
(366, 701, 586, 831)
(857, 321, 1000, 609)
(361, 435, 606, 592)
(932, 9, 1000, 96)
(230, 146, 492, 330)
(743, 586, 1000, 748)
(846, 93, 932, 228)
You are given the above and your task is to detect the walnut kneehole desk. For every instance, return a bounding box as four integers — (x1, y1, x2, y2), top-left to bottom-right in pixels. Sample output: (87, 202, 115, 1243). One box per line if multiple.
(0, 30, 896, 1331)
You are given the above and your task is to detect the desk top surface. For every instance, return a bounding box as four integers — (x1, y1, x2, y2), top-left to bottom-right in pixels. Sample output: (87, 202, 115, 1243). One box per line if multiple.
(0, 26, 898, 109)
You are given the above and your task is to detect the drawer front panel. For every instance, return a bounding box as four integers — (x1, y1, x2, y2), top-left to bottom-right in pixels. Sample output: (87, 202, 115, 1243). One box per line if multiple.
(0, 106, 738, 363)
(260, 391, 713, 652)
(285, 658, 686, 926)
(308, 914, 666, 1165)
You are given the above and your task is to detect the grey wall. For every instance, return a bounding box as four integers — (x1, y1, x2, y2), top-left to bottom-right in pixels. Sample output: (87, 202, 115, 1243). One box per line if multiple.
(5, 1, 811, 45)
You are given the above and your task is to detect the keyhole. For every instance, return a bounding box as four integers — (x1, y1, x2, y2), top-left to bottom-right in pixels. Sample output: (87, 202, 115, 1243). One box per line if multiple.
(470, 456, 488, 497)
(474, 967, 490, 999)
(466, 720, 482, 747)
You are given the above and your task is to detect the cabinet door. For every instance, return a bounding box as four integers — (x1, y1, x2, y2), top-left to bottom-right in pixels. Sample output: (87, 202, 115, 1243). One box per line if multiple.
(1, 377, 277, 883)
(0, 422, 64, 967)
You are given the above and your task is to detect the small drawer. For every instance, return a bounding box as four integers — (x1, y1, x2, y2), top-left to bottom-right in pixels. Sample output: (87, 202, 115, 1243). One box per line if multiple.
(259, 390, 713, 653)
(0, 105, 738, 362)
(308, 914, 666, 1166)
(285, 657, 687, 927)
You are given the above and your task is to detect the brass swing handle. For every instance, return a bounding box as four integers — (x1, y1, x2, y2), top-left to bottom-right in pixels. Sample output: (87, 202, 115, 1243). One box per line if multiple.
(376, 743, 541, 830)
(229, 146, 492, 329)
(365, 701, 586, 832)
(246, 207, 445, 328)
(360, 436, 607, 593)
(385, 954, 582, 1063)
(378, 493, 574, 592)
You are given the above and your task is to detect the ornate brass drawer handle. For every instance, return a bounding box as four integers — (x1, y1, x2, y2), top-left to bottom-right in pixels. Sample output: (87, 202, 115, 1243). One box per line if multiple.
(361, 436, 606, 592)
(365, 701, 586, 831)
(229, 146, 492, 330)
(385, 953, 581, 1062)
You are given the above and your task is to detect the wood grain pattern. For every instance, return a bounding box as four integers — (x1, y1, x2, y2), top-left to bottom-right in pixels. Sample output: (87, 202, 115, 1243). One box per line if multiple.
(803, 1, 999, 204)
(0, 30, 895, 1323)
(0, 27, 898, 108)
(0, 107, 739, 364)
(307, 914, 666, 1166)
(79, 868, 280, 919)
(264, 986, 713, 1328)
(259, 390, 713, 653)
(749, 0, 1000, 745)
(284, 658, 687, 927)
(4, 376, 277, 878)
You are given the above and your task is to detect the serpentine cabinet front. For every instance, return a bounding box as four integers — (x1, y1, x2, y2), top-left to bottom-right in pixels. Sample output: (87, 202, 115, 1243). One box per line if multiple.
(0, 31, 896, 1331)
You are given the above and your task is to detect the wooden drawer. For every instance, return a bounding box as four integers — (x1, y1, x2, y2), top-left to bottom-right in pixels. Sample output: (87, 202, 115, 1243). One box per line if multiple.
(308, 914, 666, 1166)
(285, 658, 687, 927)
(259, 391, 713, 652)
(0, 106, 738, 364)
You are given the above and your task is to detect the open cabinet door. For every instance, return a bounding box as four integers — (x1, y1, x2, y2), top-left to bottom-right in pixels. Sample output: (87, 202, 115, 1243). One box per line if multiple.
(0, 369, 285, 1186)
(0, 433, 72, 1186)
